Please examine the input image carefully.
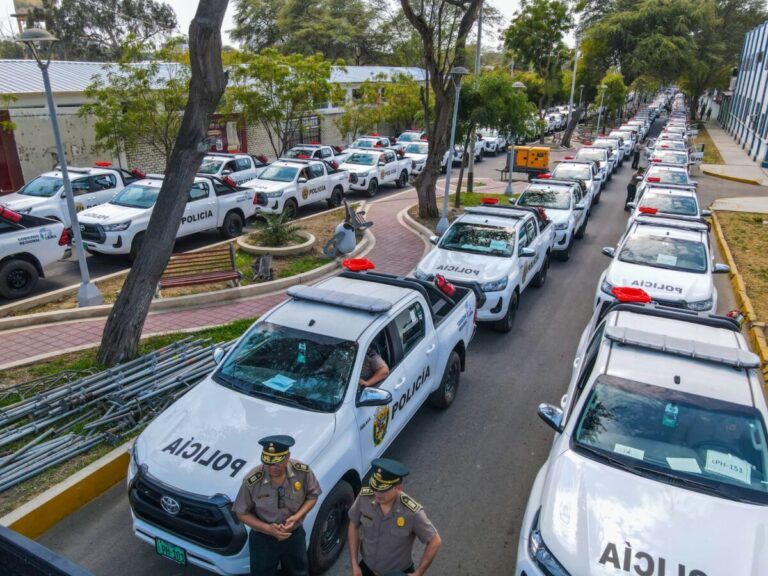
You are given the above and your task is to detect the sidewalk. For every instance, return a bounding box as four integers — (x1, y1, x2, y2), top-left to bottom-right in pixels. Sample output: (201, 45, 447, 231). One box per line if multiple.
(700, 121, 768, 186)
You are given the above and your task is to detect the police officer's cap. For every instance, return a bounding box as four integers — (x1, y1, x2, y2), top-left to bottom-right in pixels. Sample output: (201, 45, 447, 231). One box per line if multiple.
(370, 458, 409, 491)
(259, 435, 295, 464)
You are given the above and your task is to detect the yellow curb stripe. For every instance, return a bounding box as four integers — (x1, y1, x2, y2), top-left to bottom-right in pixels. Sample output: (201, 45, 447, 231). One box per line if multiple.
(702, 169, 760, 185)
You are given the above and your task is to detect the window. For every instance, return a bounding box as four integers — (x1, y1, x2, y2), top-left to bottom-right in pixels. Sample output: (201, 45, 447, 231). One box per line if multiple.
(235, 158, 251, 171)
(572, 185, 583, 204)
(224, 160, 237, 173)
(525, 218, 537, 242)
(567, 321, 606, 420)
(91, 174, 116, 191)
(518, 226, 528, 250)
(385, 151, 396, 163)
(188, 182, 209, 202)
(320, 148, 332, 158)
(392, 303, 425, 357)
(309, 164, 325, 179)
(71, 178, 91, 196)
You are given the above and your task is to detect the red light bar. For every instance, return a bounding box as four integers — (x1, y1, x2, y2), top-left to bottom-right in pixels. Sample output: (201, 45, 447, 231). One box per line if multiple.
(434, 274, 456, 297)
(564, 156, 574, 160)
(94, 161, 112, 167)
(257, 154, 269, 164)
(310, 141, 320, 145)
(131, 168, 146, 179)
(651, 158, 662, 163)
(639, 206, 658, 214)
(611, 286, 652, 303)
(647, 177, 661, 182)
(480, 197, 499, 205)
(537, 173, 551, 179)
(342, 258, 375, 272)
(229, 149, 241, 154)
(0, 206, 22, 223)
(660, 144, 669, 148)
(370, 133, 380, 136)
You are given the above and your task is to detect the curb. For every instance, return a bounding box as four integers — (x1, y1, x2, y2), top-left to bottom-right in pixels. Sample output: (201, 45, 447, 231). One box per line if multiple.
(702, 168, 760, 186)
(0, 440, 132, 539)
(710, 211, 768, 385)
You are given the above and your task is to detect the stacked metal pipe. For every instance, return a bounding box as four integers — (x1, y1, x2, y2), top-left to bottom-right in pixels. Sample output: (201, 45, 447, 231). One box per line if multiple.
(0, 338, 232, 493)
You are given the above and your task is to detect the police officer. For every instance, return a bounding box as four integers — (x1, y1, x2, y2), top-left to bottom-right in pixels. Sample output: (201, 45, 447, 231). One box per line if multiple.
(233, 435, 321, 576)
(348, 458, 442, 576)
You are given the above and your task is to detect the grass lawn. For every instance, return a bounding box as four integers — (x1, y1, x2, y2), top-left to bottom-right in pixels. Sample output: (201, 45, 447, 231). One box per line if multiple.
(693, 126, 724, 165)
(407, 191, 518, 232)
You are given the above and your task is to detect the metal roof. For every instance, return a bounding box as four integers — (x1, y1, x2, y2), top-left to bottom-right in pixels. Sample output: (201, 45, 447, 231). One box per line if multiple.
(0, 59, 426, 96)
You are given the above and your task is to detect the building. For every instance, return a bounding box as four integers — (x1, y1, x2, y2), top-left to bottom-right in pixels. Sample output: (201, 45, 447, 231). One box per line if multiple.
(0, 60, 426, 193)
(720, 21, 768, 168)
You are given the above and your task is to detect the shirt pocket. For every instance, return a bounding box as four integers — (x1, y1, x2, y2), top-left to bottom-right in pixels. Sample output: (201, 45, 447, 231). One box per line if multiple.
(388, 523, 412, 539)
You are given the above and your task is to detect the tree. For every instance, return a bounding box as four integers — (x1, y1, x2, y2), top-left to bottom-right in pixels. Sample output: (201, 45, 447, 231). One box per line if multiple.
(505, 0, 573, 141)
(335, 79, 384, 141)
(80, 39, 190, 170)
(594, 69, 627, 130)
(379, 73, 425, 135)
(229, 0, 284, 52)
(225, 49, 343, 158)
(28, 0, 176, 61)
(399, 0, 484, 218)
(97, 0, 229, 366)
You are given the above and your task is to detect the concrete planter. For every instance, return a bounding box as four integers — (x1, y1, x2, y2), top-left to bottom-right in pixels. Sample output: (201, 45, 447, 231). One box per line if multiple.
(236, 230, 316, 256)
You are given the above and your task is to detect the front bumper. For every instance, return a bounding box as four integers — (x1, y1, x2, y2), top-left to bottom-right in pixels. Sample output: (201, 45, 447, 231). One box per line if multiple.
(82, 231, 129, 255)
(553, 227, 573, 252)
(476, 288, 512, 321)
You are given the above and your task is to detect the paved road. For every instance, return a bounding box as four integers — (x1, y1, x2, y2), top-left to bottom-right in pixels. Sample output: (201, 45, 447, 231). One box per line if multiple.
(38, 123, 748, 574)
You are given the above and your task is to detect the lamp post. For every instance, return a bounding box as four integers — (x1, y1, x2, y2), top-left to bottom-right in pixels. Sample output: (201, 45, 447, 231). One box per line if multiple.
(595, 84, 608, 136)
(17, 29, 102, 306)
(505, 81, 527, 197)
(436, 66, 469, 235)
(467, 2, 482, 194)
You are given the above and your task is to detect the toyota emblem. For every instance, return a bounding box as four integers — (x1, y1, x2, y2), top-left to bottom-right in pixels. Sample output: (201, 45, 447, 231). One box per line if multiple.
(160, 495, 181, 515)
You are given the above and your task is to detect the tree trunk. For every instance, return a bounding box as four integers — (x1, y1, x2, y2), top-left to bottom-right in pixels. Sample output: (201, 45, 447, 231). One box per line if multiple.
(96, 0, 229, 367)
(560, 105, 583, 149)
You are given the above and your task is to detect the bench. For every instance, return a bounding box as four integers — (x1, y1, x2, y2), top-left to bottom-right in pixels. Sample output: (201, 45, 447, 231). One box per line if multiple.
(322, 201, 373, 258)
(495, 167, 510, 181)
(157, 244, 242, 297)
(344, 200, 372, 231)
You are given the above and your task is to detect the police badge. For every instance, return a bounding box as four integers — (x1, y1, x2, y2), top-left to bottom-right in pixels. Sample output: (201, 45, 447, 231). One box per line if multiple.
(372, 405, 390, 446)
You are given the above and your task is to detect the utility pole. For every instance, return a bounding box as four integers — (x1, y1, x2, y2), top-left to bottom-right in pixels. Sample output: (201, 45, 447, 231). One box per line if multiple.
(467, 2, 482, 194)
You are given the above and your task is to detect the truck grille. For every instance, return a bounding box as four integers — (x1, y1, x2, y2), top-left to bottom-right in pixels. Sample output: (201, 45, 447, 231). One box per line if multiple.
(129, 470, 246, 555)
(79, 223, 105, 244)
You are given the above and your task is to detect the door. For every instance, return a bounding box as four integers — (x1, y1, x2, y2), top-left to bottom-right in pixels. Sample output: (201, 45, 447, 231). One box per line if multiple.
(180, 182, 215, 236)
(381, 150, 398, 183)
(70, 177, 95, 212)
(303, 163, 327, 205)
(572, 186, 586, 229)
(89, 173, 118, 206)
(522, 217, 542, 288)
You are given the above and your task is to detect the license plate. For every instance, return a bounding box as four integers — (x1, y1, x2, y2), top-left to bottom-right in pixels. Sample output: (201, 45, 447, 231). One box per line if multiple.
(82, 241, 90, 248)
(155, 537, 187, 565)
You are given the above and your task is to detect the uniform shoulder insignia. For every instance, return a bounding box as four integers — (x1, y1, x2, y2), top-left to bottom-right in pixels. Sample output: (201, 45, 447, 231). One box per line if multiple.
(400, 493, 422, 513)
(247, 471, 263, 486)
(359, 487, 374, 496)
(292, 462, 309, 472)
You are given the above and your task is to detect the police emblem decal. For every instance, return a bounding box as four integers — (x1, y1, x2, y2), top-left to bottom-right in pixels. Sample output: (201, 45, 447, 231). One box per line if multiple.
(302, 187, 309, 200)
(372, 405, 390, 446)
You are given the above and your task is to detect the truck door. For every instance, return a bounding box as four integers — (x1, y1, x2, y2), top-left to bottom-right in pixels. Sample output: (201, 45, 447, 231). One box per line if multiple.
(381, 151, 398, 183)
(304, 163, 327, 205)
(71, 177, 96, 212)
(523, 217, 542, 288)
(89, 173, 119, 207)
(180, 182, 215, 236)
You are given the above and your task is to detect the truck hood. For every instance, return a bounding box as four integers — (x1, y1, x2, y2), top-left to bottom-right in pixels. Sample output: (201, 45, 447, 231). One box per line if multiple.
(541, 208, 570, 226)
(134, 377, 335, 497)
(0, 193, 51, 210)
(605, 259, 713, 303)
(404, 153, 428, 162)
(79, 202, 147, 224)
(417, 247, 511, 283)
(539, 449, 768, 575)
(248, 180, 292, 193)
(339, 163, 377, 176)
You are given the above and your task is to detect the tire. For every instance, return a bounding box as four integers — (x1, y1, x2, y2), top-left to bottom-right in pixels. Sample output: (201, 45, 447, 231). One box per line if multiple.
(0, 259, 38, 299)
(575, 217, 587, 240)
(492, 290, 518, 333)
(556, 237, 573, 261)
(366, 179, 379, 198)
(440, 164, 447, 174)
(283, 198, 299, 220)
(397, 171, 408, 188)
(427, 350, 461, 409)
(532, 254, 550, 288)
(593, 190, 601, 205)
(128, 232, 145, 263)
(308, 480, 354, 574)
(219, 211, 244, 239)
(326, 186, 343, 208)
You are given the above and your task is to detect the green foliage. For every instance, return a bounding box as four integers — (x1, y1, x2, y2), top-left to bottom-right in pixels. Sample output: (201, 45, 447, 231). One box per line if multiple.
(0, 95, 17, 133)
(79, 38, 190, 168)
(256, 212, 305, 247)
(594, 69, 628, 118)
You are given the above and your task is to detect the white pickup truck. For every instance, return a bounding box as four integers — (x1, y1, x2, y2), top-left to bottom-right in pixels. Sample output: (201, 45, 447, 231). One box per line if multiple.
(249, 158, 350, 217)
(284, 143, 348, 164)
(127, 265, 480, 574)
(198, 153, 269, 186)
(0, 164, 143, 227)
(340, 148, 412, 197)
(415, 202, 555, 333)
(78, 175, 255, 261)
(0, 206, 70, 299)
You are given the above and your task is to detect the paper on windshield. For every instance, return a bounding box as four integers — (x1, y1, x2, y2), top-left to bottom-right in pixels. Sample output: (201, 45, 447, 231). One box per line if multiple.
(666, 457, 702, 473)
(656, 254, 678, 266)
(263, 374, 296, 392)
(613, 443, 645, 460)
(705, 450, 751, 484)
(490, 240, 508, 251)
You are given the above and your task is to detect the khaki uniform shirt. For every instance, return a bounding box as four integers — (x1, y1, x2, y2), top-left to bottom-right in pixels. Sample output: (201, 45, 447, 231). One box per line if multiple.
(361, 352, 386, 380)
(348, 488, 438, 574)
(233, 460, 321, 527)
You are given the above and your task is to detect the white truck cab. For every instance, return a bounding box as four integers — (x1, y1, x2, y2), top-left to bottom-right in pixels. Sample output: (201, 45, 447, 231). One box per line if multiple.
(395, 130, 427, 143)
(649, 149, 692, 171)
(608, 130, 635, 158)
(402, 141, 429, 176)
(572, 147, 611, 183)
(127, 265, 478, 575)
(415, 202, 555, 333)
(518, 298, 768, 576)
(596, 215, 729, 312)
(284, 143, 347, 164)
(638, 163, 695, 197)
(340, 148, 412, 197)
(198, 153, 269, 186)
(0, 164, 142, 227)
(591, 137, 623, 171)
(549, 160, 602, 204)
(348, 134, 393, 150)
(627, 184, 708, 228)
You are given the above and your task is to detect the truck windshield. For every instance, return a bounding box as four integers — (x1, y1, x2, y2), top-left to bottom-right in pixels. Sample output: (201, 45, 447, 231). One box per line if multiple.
(576, 150, 605, 162)
(518, 187, 571, 210)
(618, 234, 707, 273)
(639, 192, 698, 216)
(19, 176, 63, 197)
(439, 222, 515, 257)
(552, 164, 591, 181)
(645, 167, 689, 185)
(574, 378, 768, 504)
(111, 184, 159, 209)
(345, 153, 377, 166)
(285, 148, 315, 159)
(652, 152, 688, 165)
(351, 139, 376, 148)
(397, 133, 420, 142)
(258, 166, 299, 182)
(213, 322, 358, 412)
(198, 159, 224, 174)
(404, 143, 428, 155)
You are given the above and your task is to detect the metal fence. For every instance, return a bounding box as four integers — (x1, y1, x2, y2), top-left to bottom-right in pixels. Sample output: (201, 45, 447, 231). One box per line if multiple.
(0, 525, 92, 576)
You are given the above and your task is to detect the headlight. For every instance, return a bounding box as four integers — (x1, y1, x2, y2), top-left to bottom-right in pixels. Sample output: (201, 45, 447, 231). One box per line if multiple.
(481, 277, 508, 292)
(17, 208, 33, 215)
(528, 509, 570, 576)
(555, 222, 569, 230)
(129, 441, 140, 477)
(687, 297, 713, 311)
(263, 189, 286, 198)
(601, 279, 614, 295)
(102, 220, 131, 231)
(414, 269, 430, 281)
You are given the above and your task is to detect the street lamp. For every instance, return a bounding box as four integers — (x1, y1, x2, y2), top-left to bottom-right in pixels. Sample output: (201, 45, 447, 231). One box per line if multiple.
(436, 66, 469, 235)
(505, 81, 527, 197)
(16, 29, 102, 306)
(595, 84, 608, 136)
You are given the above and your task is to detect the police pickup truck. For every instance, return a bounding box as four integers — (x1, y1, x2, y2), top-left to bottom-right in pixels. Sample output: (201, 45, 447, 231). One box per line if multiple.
(0, 206, 70, 299)
(78, 174, 255, 261)
(284, 143, 348, 164)
(638, 163, 695, 197)
(127, 264, 480, 574)
(518, 294, 768, 576)
(516, 179, 588, 261)
(626, 184, 707, 228)
(249, 158, 350, 217)
(608, 129, 635, 159)
(198, 153, 269, 186)
(0, 163, 143, 227)
(415, 201, 554, 333)
(340, 148, 412, 197)
(571, 147, 611, 183)
(596, 214, 729, 312)
(402, 141, 429, 176)
(549, 160, 602, 204)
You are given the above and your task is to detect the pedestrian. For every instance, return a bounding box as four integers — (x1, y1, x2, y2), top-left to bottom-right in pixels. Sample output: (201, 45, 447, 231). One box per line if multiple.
(631, 139, 644, 169)
(348, 458, 442, 576)
(233, 435, 321, 576)
(625, 167, 644, 211)
(706, 108, 712, 121)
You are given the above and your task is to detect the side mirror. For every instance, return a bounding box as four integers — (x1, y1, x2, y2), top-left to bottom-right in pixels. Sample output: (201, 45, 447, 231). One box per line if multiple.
(213, 347, 225, 365)
(626, 202, 636, 209)
(601, 247, 615, 258)
(537, 403, 564, 433)
(357, 387, 393, 407)
(222, 169, 232, 176)
(701, 209, 712, 217)
(378, 161, 386, 167)
(713, 263, 730, 274)
(519, 247, 536, 258)
(690, 180, 698, 187)
(574, 202, 585, 211)
(298, 177, 308, 184)
(429, 235, 439, 245)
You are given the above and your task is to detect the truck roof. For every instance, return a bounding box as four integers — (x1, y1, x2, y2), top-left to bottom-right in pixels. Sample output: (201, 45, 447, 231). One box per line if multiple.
(46, 166, 118, 178)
